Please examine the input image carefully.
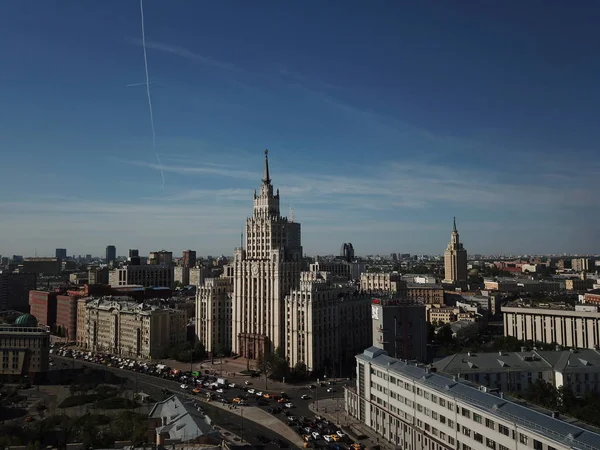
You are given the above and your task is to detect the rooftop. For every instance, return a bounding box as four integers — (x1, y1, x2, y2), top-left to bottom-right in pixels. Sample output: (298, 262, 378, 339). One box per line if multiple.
(149, 395, 217, 442)
(358, 347, 600, 450)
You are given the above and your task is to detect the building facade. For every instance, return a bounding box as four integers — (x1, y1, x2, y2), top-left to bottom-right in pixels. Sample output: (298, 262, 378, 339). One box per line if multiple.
(22, 257, 61, 276)
(182, 250, 197, 268)
(503, 304, 600, 349)
(196, 277, 233, 355)
(149, 251, 173, 266)
(0, 272, 37, 311)
(0, 314, 50, 381)
(443, 218, 468, 287)
(360, 273, 407, 294)
(29, 290, 58, 326)
(82, 297, 186, 359)
(371, 298, 428, 362)
(346, 347, 600, 450)
(105, 245, 116, 264)
(231, 150, 304, 359)
(56, 295, 78, 340)
(406, 283, 445, 304)
(109, 265, 174, 288)
(284, 272, 372, 374)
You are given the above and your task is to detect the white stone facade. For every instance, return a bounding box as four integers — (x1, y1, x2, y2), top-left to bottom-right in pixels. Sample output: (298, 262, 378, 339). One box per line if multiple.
(196, 277, 233, 355)
(231, 151, 304, 359)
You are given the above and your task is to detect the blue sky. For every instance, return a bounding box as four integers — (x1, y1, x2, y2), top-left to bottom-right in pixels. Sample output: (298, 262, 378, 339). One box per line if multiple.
(0, 1, 599, 257)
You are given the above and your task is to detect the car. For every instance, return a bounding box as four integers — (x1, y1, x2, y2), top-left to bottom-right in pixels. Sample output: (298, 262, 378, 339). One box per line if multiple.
(256, 391, 263, 396)
(285, 402, 294, 408)
(336, 431, 345, 438)
(327, 388, 334, 393)
(308, 384, 316, 389)
(311, 432, 320, 440)
(324, 435, 332, 442)
(180, 384, 189, 390)
(247, 388, 256, 394)
(228, 383, 237, 388)
(244, 380, 251, 385)
(301, 394, 311, 400)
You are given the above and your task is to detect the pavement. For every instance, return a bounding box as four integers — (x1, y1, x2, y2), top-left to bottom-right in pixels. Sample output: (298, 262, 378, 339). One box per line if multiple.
(308, 398, 394, 450)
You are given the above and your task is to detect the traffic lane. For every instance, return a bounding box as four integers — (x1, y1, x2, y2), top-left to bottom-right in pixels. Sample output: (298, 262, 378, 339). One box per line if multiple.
(50, 356, 295, 448)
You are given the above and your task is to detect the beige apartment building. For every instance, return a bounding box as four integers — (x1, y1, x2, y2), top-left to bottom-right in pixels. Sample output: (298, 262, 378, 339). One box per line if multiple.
(361, 272, 407, 293)
(346, 347, 600, 450)
(443, 218, 468, 287)
(503, 304, 600, 349)
(427, 305, 459, 324)
(0, 314, 50, 381)
(82, 297, 186, 359)
(196, 276, 233, 355)
(406, 283, 444, 304)
(109, 265, 174, 288)
(284, 271, 372, 374)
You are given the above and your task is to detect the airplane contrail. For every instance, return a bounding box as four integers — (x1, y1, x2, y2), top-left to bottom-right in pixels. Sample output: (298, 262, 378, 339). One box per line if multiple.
(126, 81, 153, 87)
(139, 0, 165, 191)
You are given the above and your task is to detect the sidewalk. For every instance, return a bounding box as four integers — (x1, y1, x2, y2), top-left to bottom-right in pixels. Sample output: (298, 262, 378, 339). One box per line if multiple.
(309, 398, 394, 450)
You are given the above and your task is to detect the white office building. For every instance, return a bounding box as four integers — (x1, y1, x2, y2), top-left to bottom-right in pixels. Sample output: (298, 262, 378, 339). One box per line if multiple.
(346, 347, 600, 450)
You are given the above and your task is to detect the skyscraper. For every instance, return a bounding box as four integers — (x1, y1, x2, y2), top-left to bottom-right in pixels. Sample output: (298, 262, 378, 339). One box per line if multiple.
(105, 245, 116, 265)
(443, 217, 468, 286)
(55, 248, 67, 260)
(232, 150, 304, 359)
(182, 250, 196, 268)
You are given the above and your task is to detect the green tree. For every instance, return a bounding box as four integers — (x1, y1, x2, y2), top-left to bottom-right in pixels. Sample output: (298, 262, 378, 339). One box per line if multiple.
(293, 361, 308, 379)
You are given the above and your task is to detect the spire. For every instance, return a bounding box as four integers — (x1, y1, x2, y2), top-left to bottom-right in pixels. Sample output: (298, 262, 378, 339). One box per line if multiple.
(453, 216, 457, 232)
(262, 149, 271, 184)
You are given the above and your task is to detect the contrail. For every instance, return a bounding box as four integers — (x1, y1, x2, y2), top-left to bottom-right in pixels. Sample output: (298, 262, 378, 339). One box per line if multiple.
(126, 81, 153, 87)
(139, 0, 165, 190)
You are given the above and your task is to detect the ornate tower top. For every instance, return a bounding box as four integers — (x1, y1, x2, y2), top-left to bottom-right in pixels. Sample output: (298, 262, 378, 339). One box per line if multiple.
(453, 216, 457, 233)
(262, 149, 271, 184)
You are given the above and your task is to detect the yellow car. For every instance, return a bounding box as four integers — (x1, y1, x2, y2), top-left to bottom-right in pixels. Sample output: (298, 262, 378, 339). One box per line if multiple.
(233, 397, 242, 403)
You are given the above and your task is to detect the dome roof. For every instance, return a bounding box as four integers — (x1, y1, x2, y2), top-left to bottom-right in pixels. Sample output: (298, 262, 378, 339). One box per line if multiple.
(15, 314, 38, 327)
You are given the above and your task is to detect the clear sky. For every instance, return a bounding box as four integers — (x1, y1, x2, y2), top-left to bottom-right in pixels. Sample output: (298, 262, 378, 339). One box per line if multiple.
(0, 1, 599, 258)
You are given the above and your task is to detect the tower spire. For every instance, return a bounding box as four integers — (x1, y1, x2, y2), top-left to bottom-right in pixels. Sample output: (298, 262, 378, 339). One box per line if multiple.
(262, 149, 271, 184)
(453, 216, 457, 232)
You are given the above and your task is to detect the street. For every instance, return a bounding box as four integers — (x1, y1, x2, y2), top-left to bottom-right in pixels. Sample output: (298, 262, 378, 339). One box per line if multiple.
(50, 355, 304, 448)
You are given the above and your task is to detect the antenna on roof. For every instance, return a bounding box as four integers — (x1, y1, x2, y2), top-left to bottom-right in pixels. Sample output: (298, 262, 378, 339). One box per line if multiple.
(289, 203, 295, 223)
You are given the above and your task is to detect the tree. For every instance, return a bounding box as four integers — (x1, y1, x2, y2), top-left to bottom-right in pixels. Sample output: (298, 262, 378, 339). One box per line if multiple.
(293, 361, 308, 379)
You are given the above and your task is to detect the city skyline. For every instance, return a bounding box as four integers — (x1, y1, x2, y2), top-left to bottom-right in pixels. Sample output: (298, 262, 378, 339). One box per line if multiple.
(1, 2, 599, 256)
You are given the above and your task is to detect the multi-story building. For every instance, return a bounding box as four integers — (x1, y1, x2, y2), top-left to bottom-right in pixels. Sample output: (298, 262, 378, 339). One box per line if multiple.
(0, 272, 37, 311)
(82, 297, 186, 359)
(189, 266, 210, 288)
(231, 150, 304, 359)
(443, 218, 468, 287)
(149, 251, 173, 266)
(76, 297, 89, 347)
(406, 283, 444, 304)
(196, 277, 233, 355)
(22, 257, 61, 276)
(572, 258, 592, 273)
(105, 245, 116, 265)
(565, 274, 596, 291)
(340, 242, 355, 262)
(55, 248, 67, 260)
(583, 289, 600, 305)
(182, 250, 197, 268)
(0, 314, 50, 381)
(174, 266, 190, 286)
(484, 278, 520, 293)
(29, 290, 58, 326)
(56, 294, 78, 340)
(360, 273, 407, 294)
(109, 265, 174, 288)
(427, 305, 459, 324)
(346, 347, 600, 450)
(88, 266, 109, 285)
(284, 272, 372, 374)
(310, 260, 351, 280)
(129, 249, 139, 258)
(434, 348, 600, 395)
(371, 298, 427, 362)
(503, 303, 600, 349)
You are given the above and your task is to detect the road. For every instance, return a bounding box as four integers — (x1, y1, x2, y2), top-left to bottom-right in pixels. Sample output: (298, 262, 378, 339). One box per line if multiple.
(50, 355, 302, 448)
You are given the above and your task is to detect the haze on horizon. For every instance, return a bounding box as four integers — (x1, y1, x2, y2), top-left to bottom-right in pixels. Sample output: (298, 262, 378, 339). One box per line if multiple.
(0, 1, 598, 257)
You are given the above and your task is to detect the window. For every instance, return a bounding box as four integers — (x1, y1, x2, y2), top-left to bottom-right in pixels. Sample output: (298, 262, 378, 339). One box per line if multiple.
(462, 408, 471, 419)
(485, 418, 495, 429)
(533, 440, 543, 450)
(474, 433, 483, 443)
(486, 438, 496, 449)
(473, 413, 482, 424)
(462, 426, 471, 437)
(499, 446, 509, 450)
(519, 434, 528, 445)
(498, 424, 509, 436)
(439, 398, 446, 407)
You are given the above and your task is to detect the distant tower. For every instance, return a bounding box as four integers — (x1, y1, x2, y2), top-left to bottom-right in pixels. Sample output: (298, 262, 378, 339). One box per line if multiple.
(443, 217, 468, 286)
(182, 250, 196, 268)
(340, 243, 354, 263)
(105, 245, 116, 265)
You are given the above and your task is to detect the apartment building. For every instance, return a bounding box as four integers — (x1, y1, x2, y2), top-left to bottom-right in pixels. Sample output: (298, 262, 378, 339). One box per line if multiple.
(82, 297, 186, 359)
(346, 347, 600, 450)
(189, 266, 211, 288)
(76, 297, 88, 347)
(503, 304, 600, 349)
(361, 272, 407, 294)
(434, 348, 600, 395)
(56, 294, 78, 340)
(195, 277, 233, 355)
(371, 298, 427, 362)
(22, 257, 61, 275)
(109, 265, 174, 288)
(0, 314, 50, 381)
(285, 272, 372, 374)
(406, 283, 444, 305)
(572, 258, 592, 273)
(0, 273, 37, 311)
(29, 290, 58, 326)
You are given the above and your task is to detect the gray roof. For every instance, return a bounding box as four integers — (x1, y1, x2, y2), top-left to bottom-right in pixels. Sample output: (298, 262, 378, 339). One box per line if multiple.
(149, 395, 218, 442)
(433, 349, 600, 374)
(358, 347, 600, 450)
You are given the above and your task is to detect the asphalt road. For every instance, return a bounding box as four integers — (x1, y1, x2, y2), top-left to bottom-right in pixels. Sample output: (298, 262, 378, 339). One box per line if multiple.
(50, 355, 300, 448)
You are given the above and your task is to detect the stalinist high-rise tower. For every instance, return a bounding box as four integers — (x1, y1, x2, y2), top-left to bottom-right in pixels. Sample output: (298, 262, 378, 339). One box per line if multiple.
(443, 217, 468, 287)
(232, 150, 304, 360)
